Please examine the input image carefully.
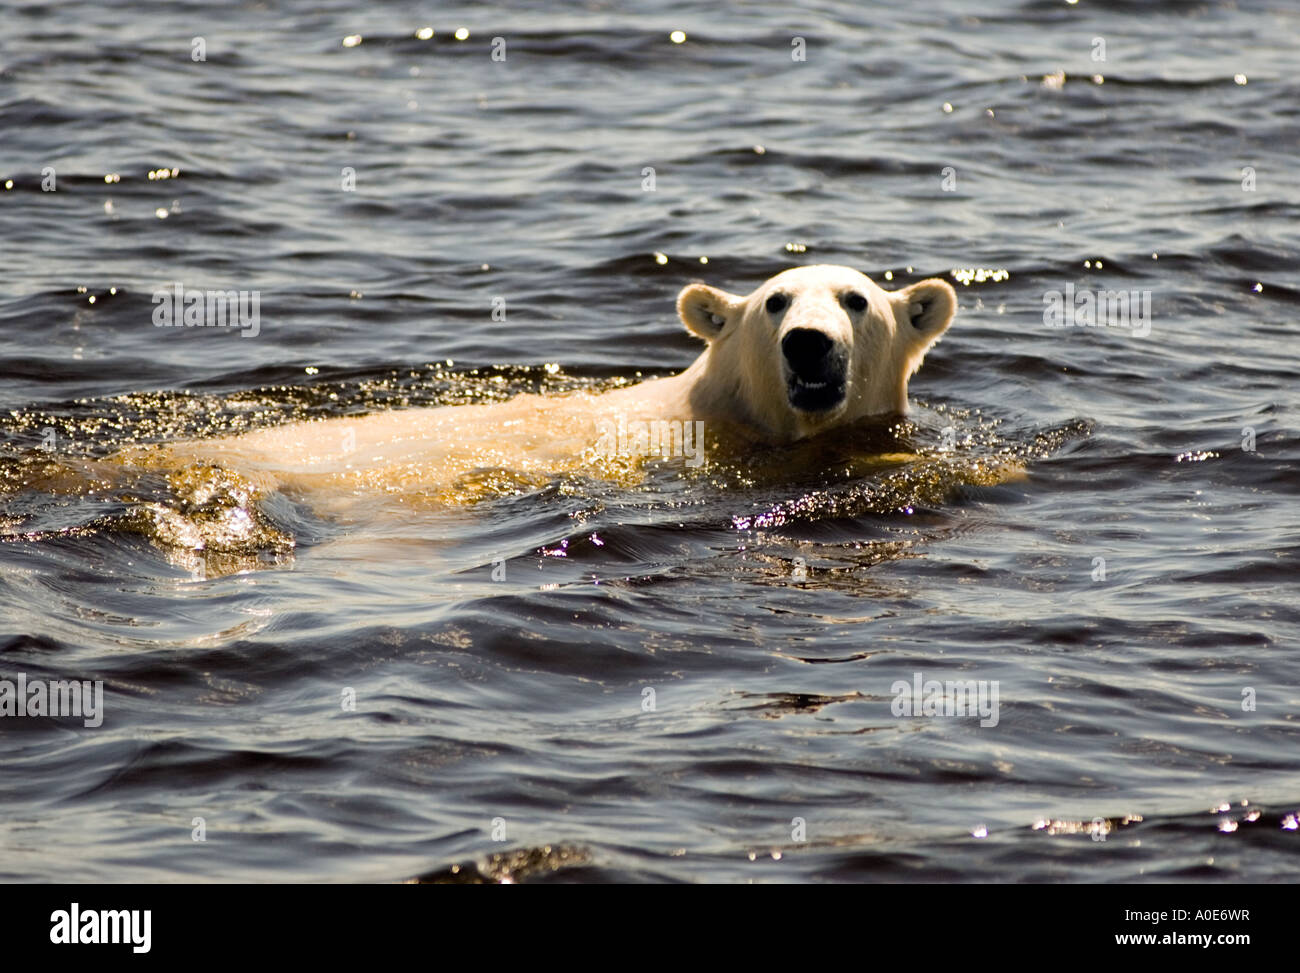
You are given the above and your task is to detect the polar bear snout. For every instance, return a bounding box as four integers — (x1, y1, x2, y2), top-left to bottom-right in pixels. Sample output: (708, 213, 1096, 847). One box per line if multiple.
(781, 328, 848, 413)
(781, 328, 834, 373)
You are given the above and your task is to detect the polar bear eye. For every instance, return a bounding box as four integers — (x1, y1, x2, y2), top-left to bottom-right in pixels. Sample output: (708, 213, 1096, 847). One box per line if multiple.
(765, 292, 788, 315)
(841, 291, 868, 313)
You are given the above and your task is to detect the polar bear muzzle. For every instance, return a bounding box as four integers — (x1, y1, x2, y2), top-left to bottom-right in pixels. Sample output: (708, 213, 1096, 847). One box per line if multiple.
(782, 327, 848, 413)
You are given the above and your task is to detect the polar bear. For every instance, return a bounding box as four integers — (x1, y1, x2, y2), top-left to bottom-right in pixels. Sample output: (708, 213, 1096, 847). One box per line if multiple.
(111, 265, 956, 509)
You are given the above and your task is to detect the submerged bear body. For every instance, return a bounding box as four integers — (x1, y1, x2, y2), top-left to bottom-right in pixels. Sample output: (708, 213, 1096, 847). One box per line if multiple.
(115, 265, 957, 506)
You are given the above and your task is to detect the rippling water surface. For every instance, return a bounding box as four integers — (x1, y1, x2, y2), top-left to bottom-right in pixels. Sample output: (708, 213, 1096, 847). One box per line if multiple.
(2, 0, 1299, 882)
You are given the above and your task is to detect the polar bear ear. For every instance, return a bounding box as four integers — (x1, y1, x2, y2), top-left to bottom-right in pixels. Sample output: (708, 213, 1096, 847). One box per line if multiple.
(893, 278, 957, 345)
(677, 283, 743, 343)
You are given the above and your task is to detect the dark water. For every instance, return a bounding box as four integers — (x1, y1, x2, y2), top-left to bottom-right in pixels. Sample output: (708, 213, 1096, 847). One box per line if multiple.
(2, 0, 1299, 882)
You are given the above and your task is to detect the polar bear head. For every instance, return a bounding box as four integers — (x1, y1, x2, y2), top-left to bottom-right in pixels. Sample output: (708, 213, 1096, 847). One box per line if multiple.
(676, 265, 957, 441)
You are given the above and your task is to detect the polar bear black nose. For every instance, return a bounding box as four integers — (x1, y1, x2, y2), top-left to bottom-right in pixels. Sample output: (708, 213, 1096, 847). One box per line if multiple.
(782, 328, 834, 376)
